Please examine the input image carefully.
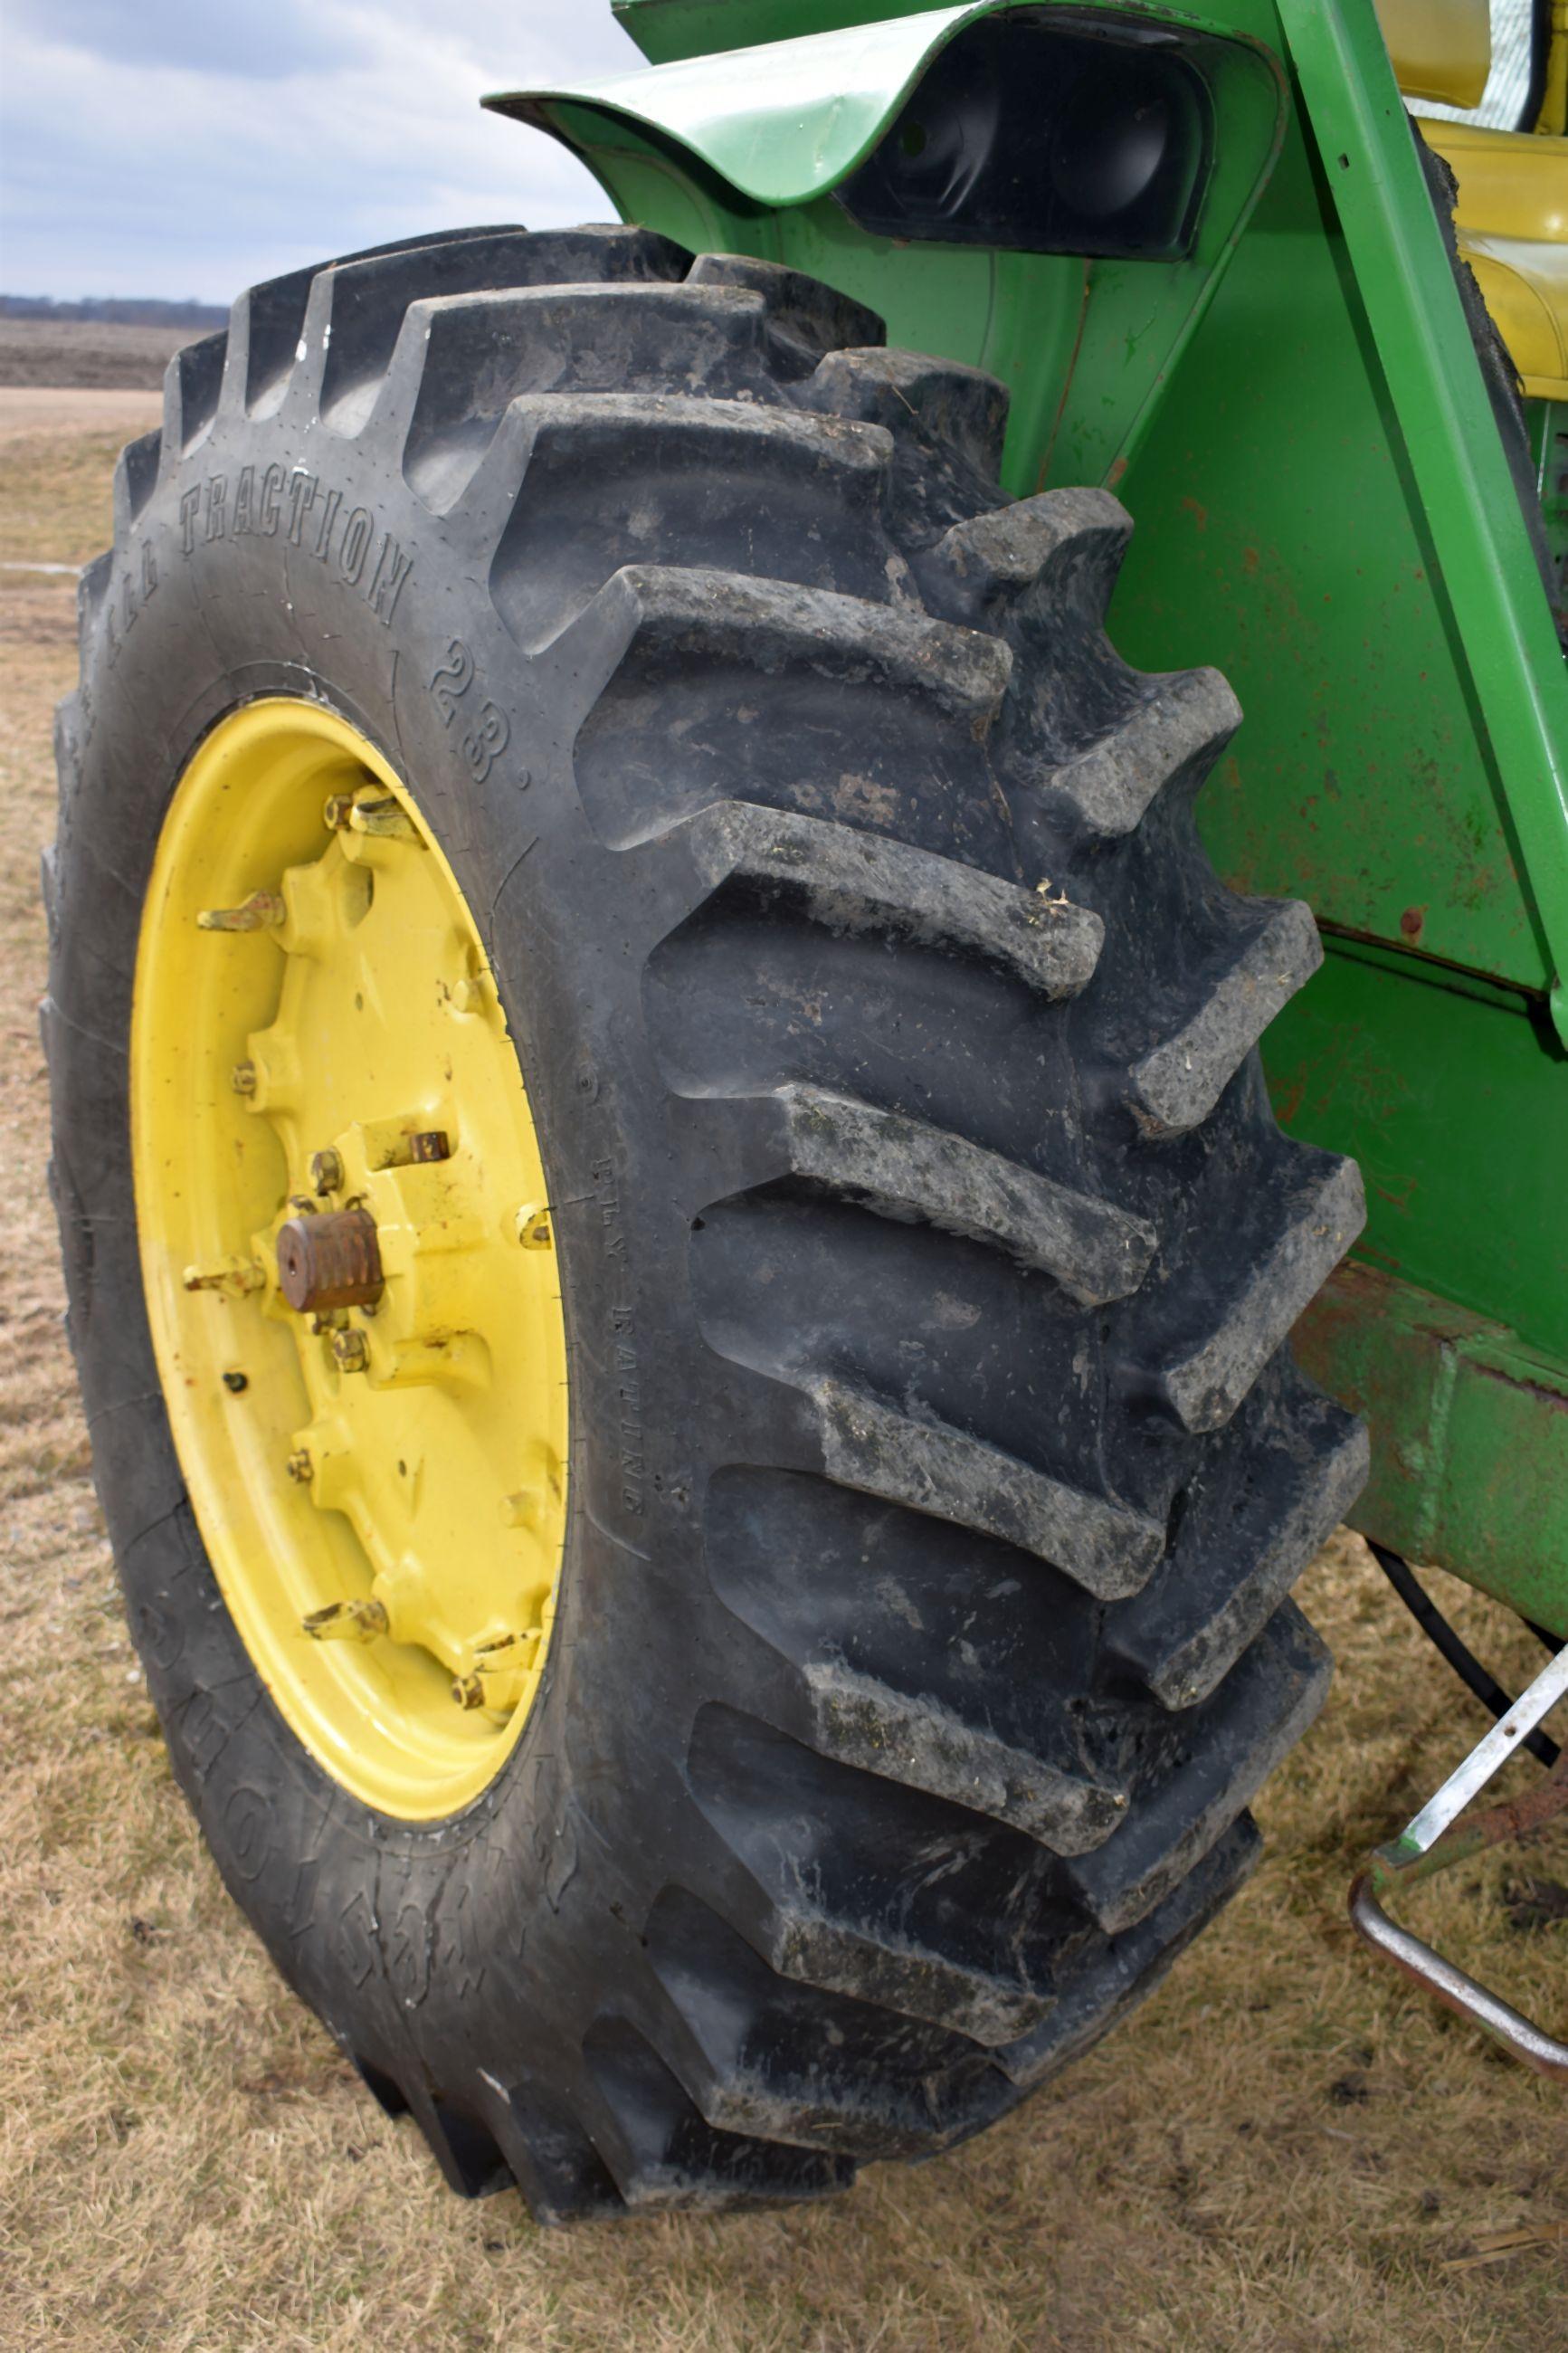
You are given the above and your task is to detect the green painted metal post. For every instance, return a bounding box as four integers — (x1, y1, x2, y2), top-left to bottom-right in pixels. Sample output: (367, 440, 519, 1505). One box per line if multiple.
(1274, 0, 1568, 1044)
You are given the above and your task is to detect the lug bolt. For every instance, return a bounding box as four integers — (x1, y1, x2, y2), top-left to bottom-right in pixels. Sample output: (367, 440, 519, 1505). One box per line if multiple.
(330, 1328, 369, 1374)
(451, 1672, 487, 1710)
(409, 1129, 450, 1164)
(350, 794, 419, 841)
(285, 1448, 313, 1483)
(309, 1148, 344, 1196)
(301, 1597, 389, 1643)
(230, 1060, 258, 1097)
(472, 1630, 539, 1675)
(515, 1203, 553, 1251)
(324, 790, 418, 843)
(197, 891, 286, 934)
(182, 1256, 264, 1297)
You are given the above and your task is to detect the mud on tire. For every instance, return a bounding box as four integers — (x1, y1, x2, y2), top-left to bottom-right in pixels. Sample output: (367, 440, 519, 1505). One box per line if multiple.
(47, 223, 1367, 2216)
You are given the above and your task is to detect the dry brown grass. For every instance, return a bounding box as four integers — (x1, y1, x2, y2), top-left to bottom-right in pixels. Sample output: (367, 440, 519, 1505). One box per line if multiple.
(1, 428, 1565, 2353)
(0, 319, 196, 392)
(0, 429, 128, 567)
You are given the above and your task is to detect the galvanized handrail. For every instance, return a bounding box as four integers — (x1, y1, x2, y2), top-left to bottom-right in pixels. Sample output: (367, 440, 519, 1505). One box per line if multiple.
(1350, 1870, 1568, 2077)
(1349, 1643, 1568, 2075)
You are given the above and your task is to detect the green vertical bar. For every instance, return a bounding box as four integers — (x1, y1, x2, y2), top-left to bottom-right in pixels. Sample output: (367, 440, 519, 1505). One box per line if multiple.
(1275, 0, 1568, 1040)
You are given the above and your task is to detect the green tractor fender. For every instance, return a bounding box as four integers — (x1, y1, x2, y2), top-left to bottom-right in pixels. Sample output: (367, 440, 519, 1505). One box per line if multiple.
(489, 4, 1292, 508)
(492, 4, 1000, 209)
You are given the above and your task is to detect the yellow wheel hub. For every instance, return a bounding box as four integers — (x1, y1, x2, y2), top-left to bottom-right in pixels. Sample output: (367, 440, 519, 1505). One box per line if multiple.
(131, 700, 569, 1818)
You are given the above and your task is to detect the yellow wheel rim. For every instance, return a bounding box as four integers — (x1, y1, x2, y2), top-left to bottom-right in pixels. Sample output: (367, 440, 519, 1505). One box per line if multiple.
(131, 700, 569, 1819)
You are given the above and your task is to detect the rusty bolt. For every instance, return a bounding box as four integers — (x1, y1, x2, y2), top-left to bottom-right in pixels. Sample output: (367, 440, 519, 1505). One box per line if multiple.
(473, 1630, 539, 1675)
(230, 1060, 258, 1097)
(515, 1203, 553, 1251)
(330, 1327, 370, 1374)
(451, 1672, 487, 1710)
(285, 1448, 313, 1483)
(302, 1596, 388, 1643)
(182, 1256, 264, 1297)
(323, 790, 417, 842)
(309, 1148, 344, 1196)
(277, 1206, 384, 1314)
(196, 891, 286, 934)
(349, 794, 418, 842)
(409, 1129, 451, 1164)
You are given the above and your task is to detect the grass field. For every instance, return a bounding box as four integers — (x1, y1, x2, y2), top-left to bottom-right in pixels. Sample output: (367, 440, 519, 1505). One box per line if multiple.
(0, 319, 199, 391)
(1, 424, 1565, 2353)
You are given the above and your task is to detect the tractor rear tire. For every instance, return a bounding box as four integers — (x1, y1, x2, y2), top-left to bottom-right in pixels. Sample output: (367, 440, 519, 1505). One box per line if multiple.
(48, 224, 1367, 2217)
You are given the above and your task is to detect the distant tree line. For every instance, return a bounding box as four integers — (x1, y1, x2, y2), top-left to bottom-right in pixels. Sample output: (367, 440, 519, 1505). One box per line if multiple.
(1, 296, 228, 329)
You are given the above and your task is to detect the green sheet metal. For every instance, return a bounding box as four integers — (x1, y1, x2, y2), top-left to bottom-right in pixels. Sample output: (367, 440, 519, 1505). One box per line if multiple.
(1262, 938, 1567, 1360)
(490, 10, 1293, 681)
(1295, 1262, 1568, 1640)
(1269, 0, 1568, 1043)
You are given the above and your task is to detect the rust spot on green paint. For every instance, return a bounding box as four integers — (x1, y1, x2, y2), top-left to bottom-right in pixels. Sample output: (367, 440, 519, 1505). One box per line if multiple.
(1369, 1172, 1418, 1217)
(1271, 1073, 1307, 1125)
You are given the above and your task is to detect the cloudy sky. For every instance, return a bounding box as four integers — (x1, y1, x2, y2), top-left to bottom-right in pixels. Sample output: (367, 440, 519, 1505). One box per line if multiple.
(3, 0, 648, 303)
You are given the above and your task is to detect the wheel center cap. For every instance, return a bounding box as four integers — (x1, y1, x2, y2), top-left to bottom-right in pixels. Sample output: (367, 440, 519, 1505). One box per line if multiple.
(277, 1205, 385, 1314)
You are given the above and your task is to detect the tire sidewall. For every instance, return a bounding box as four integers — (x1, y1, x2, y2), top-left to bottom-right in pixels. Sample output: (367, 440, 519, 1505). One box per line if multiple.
(52, 395, 710, 2110)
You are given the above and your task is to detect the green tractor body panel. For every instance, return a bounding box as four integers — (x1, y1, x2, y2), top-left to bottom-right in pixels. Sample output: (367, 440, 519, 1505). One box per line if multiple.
(489, 0, 1568, 1634)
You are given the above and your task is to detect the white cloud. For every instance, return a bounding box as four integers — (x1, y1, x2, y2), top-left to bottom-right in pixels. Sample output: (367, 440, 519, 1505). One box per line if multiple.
(2, 0, 645, 300)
